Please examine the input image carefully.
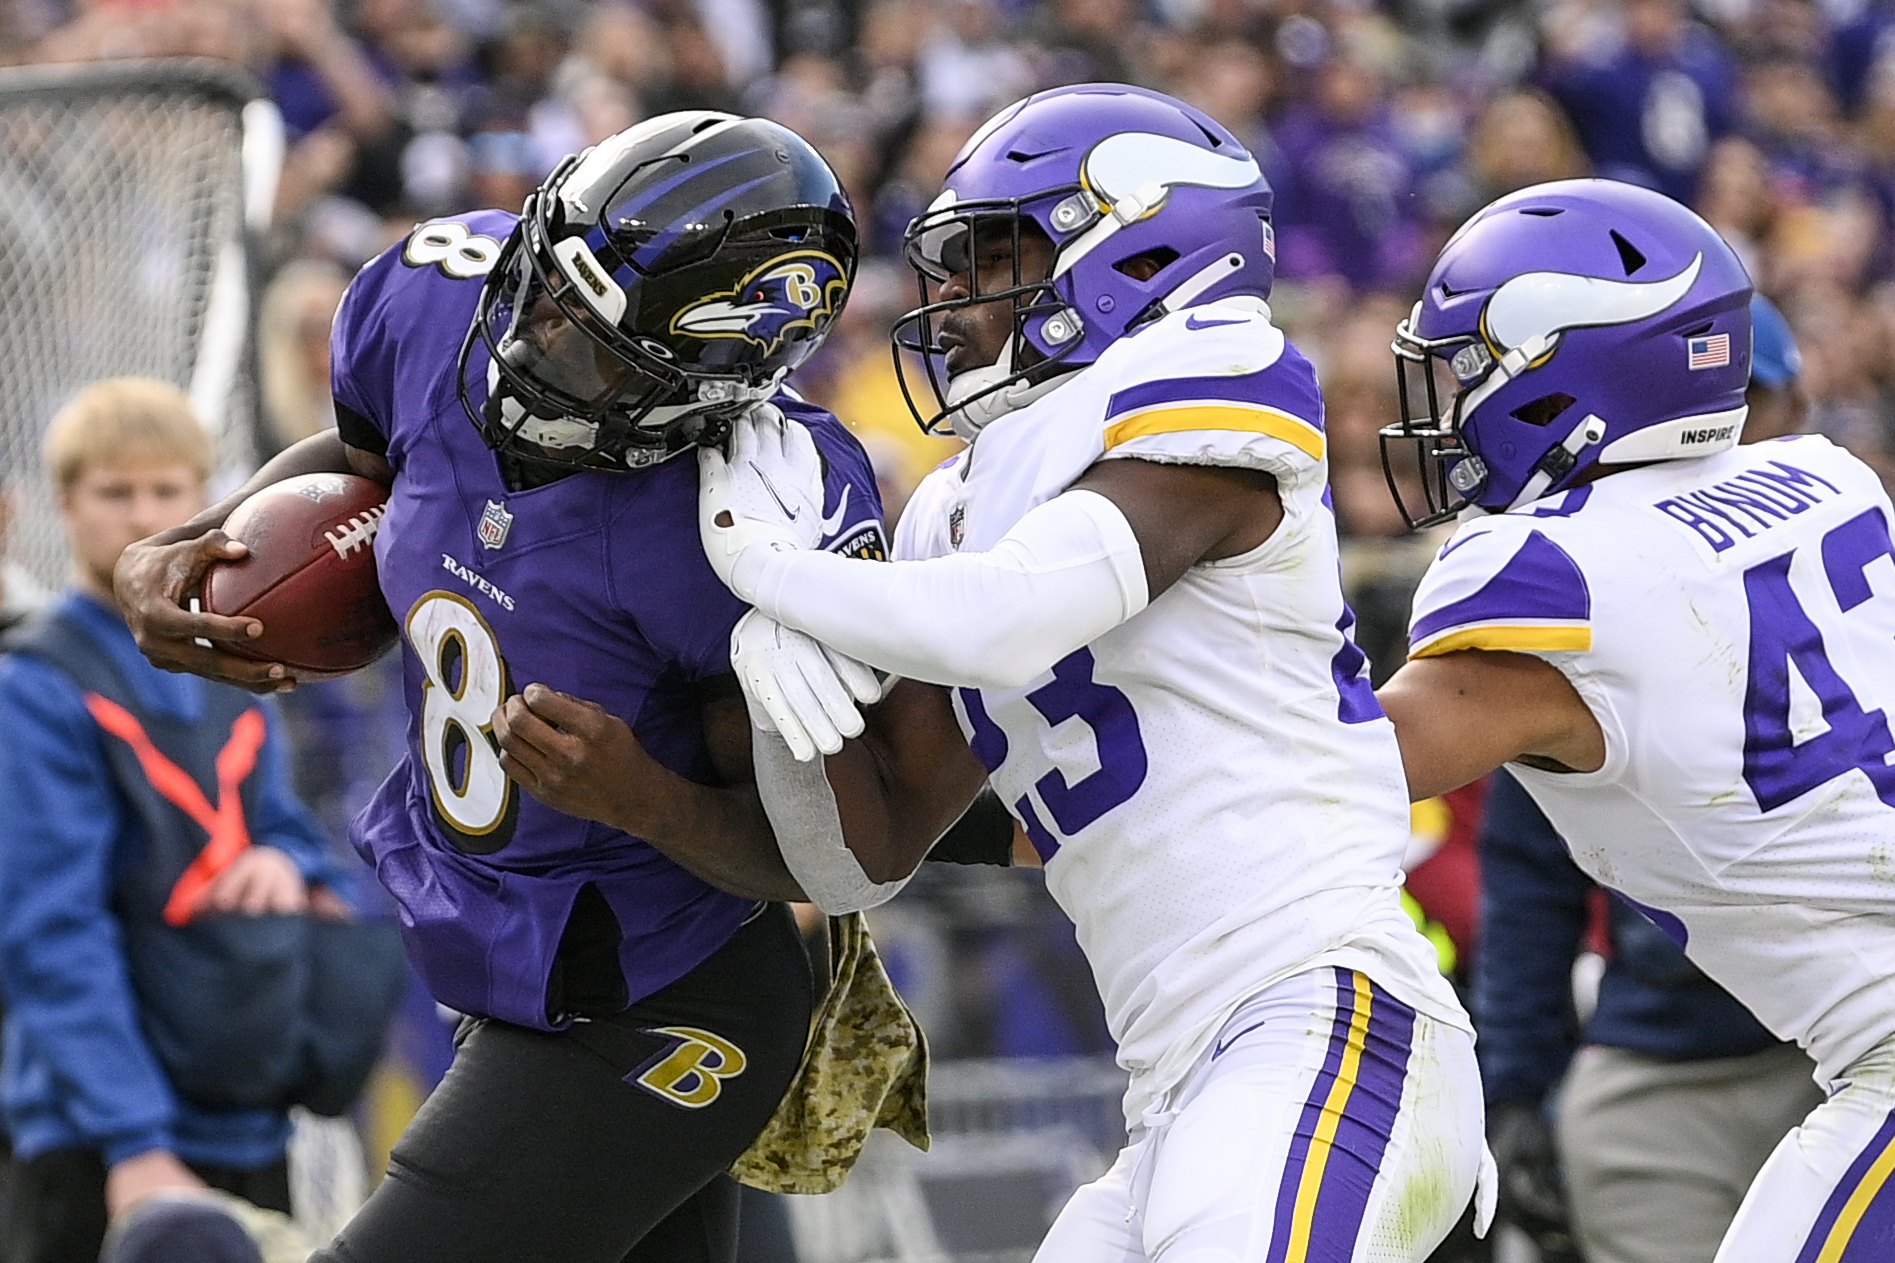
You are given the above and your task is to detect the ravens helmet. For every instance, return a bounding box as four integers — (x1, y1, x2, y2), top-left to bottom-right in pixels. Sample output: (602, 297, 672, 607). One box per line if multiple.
(459, 112, 857, 472)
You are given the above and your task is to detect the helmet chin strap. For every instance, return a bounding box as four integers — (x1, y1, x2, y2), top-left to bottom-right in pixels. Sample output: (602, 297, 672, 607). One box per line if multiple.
(485, 361, 771, 464)
(942, 334, 1069, 440)
(487, 361, 600, 450)
(1507, 413, 1609, 510)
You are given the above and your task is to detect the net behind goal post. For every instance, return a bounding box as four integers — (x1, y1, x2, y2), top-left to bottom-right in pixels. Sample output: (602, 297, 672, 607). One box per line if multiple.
(0, 57, 373, 1236)
(0, 57, 280, 592)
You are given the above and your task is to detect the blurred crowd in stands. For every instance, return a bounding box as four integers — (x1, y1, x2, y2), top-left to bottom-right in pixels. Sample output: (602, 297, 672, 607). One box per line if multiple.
(13, 0, 1895, 676)
(1, 0, 1889, 1115)
(11, 0, 1895, 536)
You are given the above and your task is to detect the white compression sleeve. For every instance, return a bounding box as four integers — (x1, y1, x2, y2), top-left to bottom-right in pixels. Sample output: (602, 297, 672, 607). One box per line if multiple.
(750, 724, 910, 914)
(740, 489, 1150, 691)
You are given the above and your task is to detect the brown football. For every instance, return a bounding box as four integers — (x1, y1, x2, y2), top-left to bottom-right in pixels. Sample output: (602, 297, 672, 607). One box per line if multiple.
(201, 472, 399, 675)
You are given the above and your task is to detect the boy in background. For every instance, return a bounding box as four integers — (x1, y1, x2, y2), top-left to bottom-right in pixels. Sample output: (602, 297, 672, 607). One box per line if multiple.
(0, 378, 349, 1263)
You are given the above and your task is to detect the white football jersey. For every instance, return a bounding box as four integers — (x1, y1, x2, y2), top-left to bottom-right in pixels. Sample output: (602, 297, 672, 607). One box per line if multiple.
(897, 302, 1467, 1125)
(1409, 434, 1895, 1086)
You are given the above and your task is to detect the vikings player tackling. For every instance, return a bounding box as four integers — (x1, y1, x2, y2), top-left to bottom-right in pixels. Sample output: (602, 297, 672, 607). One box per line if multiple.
(1376, 179, 1895, 1261)
(113, 114, 886, 1263)
(698, 84, 1490, 1261)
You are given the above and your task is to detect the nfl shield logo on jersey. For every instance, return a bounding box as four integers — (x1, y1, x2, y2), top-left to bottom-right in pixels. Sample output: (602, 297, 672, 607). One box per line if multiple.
(478, 499, 514, 551)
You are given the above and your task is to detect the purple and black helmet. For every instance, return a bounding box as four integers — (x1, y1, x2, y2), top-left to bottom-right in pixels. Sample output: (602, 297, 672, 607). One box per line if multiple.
(894, 83, 1277, 436)
(1383, 178, 1753, 527)
(460, 112, 856, 473)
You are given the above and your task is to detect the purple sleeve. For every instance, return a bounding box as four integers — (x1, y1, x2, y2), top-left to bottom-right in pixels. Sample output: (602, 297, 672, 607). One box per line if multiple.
(1408, 526, 1593, 660)
(628, 399, 888, 679)
(781, 396, 889, 560)
(329, 247, 405, 447)
(330, 210, 516, 458)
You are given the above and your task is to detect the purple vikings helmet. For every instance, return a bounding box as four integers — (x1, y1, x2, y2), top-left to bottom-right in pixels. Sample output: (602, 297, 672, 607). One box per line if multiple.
(459, 112, 856, 472)
(1382, 179, 1753, 527)
(894, 84, 1276, 436)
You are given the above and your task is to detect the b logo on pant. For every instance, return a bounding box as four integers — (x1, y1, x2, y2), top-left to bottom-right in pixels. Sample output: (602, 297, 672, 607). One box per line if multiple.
(630, 1026, 748, 1108)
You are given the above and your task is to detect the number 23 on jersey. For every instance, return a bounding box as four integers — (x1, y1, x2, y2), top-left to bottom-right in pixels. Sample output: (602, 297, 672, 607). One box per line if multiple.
(960, 646, 1149, 862)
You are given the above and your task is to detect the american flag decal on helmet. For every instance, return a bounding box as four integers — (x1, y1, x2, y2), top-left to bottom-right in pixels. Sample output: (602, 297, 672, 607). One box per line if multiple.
(1687, 333, 1731, 370)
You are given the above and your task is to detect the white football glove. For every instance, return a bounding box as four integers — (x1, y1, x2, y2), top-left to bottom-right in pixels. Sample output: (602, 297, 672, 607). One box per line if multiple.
(698, 403, 826, 600)
(731, 610, 885, 761)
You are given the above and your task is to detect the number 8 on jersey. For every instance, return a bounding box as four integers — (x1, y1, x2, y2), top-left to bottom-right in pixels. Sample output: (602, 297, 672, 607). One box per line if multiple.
(408, 591, 518, 853)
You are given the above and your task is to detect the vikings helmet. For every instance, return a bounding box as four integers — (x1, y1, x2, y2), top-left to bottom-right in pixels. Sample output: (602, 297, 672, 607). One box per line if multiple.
(459, 112, 856, 471)
(1382, 179, 1753, 527)
(894, 83, 1276, 437)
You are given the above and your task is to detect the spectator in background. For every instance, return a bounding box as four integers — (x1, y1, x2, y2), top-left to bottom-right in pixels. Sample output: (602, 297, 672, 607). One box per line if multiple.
(1785, 278, 1895, 490)
(0, 379, 398, 1263)
(914, 0, 1035, 126)
(645, 14, 742, 114)
(1741, 55, 1862, 208)
(257, 258, 350, 453)
(260, 0, 397, 160)
(1464, 87, 1592, 201)
(1825, 0, 1895, 117)
(258, 0, 402, 218)
(1744, 289, 1809, 440)
(1541, 0, 1739, 204)
(1019, 0, 1141, 86)
(1473, 296, 1825, 1263)
(1272, 49, 1432, 295)
(458, 4, 572, 173)
(1169, 36, 1281, 179)
(1697, 134, 1777, 281)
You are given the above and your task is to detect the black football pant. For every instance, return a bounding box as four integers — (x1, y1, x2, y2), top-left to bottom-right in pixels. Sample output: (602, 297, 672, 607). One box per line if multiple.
(315, 902, 814, 1263)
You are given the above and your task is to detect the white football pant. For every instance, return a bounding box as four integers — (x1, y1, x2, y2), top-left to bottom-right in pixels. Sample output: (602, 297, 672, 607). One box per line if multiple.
(1034, 966, 1488, 1263)
(1714, 1032, 1895, 1263)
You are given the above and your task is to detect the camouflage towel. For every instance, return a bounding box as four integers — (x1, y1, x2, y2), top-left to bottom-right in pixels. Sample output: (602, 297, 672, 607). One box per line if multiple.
(730, 911, 930, 1194)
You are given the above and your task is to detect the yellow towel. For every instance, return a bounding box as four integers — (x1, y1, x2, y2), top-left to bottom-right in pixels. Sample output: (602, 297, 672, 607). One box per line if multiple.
(730, 911, 930, 1194)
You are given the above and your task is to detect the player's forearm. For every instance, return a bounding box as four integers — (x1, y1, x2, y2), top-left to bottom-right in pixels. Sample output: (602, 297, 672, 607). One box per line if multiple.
(740, 490, 1147, 690)
(1379, 651, 1607, 799)
(751, 731, 914, 913)
(626, 773, 809, 903)
(815, 679, 993, 885)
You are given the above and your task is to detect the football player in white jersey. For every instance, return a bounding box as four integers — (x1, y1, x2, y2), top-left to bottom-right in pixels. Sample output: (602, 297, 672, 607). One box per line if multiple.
(1375, 178, 1895, 1262)
(695, 84, 1489, 1261)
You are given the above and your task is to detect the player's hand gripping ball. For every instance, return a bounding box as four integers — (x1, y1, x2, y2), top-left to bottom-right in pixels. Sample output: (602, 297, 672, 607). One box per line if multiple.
(201, 473, 398, 676)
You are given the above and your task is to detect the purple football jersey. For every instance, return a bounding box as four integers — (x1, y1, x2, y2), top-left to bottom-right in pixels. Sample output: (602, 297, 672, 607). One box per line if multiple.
(331, 210, 885, 1028)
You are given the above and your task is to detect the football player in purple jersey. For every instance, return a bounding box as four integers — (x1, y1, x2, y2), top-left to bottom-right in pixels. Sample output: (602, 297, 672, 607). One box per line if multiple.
(111, 114, 890, 1263)
(1375, 179, 1895, 1260)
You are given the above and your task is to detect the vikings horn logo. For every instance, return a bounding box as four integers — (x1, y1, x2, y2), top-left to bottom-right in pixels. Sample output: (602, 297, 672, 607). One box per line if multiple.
(671, 251, 848, 354)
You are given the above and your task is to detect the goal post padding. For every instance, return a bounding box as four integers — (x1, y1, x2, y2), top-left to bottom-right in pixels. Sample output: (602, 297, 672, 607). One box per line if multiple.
(0, 57, 281, 591)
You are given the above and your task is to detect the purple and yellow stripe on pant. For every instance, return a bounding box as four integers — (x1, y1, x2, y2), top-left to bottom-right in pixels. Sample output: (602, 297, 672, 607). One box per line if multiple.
(1796, 1109, 1895, 1263)
(1265, 969, 1417, 1263)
